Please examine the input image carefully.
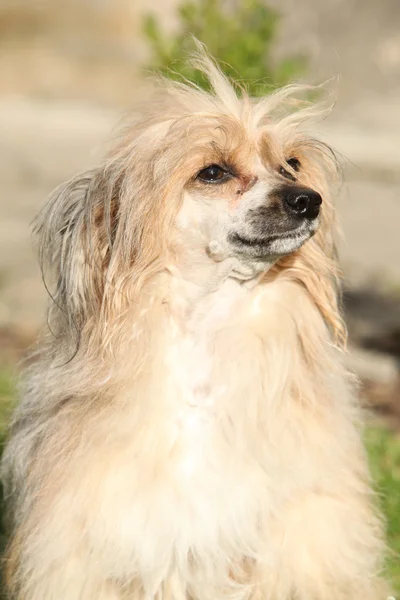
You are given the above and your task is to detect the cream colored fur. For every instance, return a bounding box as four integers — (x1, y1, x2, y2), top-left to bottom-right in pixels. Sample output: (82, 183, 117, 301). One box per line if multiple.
(1, 48, 388, 599)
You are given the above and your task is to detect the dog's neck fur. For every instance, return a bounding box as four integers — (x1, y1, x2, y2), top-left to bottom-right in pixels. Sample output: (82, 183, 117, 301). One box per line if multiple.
(168, 237, 276, 310)
(164, 255, 269, 334)
(159, 249, 276, 403)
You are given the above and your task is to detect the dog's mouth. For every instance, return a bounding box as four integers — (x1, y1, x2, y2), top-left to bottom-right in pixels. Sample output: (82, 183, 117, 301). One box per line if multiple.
(232, 230, 302, 246)
(229, 222, 317, 258)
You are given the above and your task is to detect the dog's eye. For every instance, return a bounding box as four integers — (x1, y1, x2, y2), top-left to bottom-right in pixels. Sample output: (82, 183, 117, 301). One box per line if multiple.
(279, 158, 301, 182)
(287, 158, 300, 171)
(197, 164, 229, 183)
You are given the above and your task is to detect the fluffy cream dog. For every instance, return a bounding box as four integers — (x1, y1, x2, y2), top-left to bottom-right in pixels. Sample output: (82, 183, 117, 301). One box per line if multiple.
(2, 50, 388, 599)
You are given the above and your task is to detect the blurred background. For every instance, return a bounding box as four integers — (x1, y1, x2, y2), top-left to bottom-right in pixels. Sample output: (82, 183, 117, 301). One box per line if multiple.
(0, 0, 399, 590)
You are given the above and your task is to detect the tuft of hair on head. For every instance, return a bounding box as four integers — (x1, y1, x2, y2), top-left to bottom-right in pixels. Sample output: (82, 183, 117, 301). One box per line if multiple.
(156, 39, 338, 140)
(142, 38, 246, 125)
(186, 38, 244, 117)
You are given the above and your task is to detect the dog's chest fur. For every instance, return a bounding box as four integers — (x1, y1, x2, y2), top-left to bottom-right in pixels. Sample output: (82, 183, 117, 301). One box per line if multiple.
(159, 279, 267, 543)
(166, 277, 244, 432)
(88, 277, 332, 589)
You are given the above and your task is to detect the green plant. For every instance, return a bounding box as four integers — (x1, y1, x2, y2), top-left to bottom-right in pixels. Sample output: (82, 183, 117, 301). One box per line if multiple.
(0, 367, 16, 562)
(366, 427, 400, 591)
(143, 0, 306, 96)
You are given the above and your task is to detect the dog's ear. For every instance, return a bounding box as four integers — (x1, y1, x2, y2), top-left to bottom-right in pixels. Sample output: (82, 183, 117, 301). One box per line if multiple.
(34, 168, 120, 337)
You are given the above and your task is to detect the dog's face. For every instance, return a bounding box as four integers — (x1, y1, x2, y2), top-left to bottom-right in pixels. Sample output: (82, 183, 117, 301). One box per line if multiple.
(176, 119, 323, 269)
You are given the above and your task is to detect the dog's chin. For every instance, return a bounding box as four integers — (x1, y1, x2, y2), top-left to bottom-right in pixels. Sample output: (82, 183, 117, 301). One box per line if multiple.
(228, 221, 318, 260)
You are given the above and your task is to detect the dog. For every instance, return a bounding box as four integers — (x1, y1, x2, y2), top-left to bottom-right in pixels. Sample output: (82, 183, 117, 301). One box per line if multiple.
(1, 49, 388, 599)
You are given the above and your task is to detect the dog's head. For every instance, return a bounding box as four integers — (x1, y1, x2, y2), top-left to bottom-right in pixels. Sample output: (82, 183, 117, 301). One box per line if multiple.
(36, 49, 341, 342)
(176, 111, 325, 278)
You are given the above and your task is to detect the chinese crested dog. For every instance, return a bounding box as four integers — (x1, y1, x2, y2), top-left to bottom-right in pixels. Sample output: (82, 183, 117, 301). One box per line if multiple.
(2, 50, 388, 599)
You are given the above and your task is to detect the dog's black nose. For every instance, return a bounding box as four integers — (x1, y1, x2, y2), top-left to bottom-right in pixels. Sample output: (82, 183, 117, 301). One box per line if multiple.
(284, 187, 322, 220)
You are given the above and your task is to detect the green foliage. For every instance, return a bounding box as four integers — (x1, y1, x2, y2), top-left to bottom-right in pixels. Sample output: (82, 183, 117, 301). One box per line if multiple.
(366, 427, 400, 591)
(143, 0, 306, 96)
(0, 368, 16, 562)
(0, 367, 15, 433)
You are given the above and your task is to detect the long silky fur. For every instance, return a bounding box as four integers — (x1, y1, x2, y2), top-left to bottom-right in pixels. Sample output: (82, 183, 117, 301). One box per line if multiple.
(1, 48, 389, 599)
